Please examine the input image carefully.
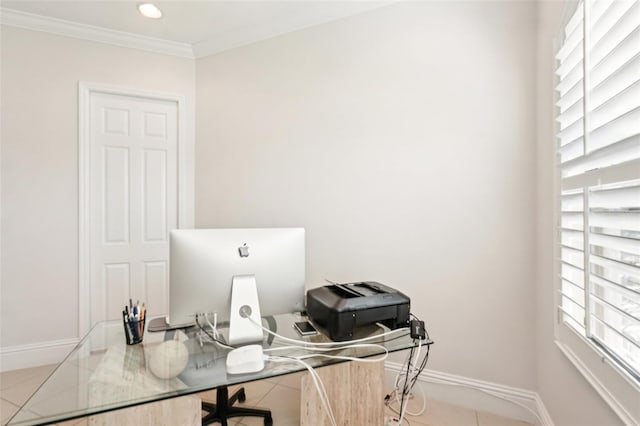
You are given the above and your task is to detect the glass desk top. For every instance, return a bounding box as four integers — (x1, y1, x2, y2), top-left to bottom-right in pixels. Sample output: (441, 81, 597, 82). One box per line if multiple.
(7, 313, 427, 425)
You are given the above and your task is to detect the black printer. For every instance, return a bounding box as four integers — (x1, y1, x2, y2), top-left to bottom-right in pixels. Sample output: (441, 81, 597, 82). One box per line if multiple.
(306, 281, 410, 341)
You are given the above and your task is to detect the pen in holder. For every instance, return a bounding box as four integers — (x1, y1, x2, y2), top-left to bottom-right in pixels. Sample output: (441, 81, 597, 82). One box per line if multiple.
(123, 300, 146, 345)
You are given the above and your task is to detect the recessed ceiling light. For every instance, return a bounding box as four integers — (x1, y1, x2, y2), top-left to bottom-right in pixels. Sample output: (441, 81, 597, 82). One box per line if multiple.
(138, 3, 163, 19)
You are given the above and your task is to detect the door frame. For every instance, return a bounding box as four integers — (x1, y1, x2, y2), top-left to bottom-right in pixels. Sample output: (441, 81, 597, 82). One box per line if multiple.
(78, 82, 193, 337)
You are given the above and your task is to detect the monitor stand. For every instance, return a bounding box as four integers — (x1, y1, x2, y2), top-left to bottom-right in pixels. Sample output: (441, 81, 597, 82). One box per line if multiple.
(228, 274, 264, 345)
(226, 274, 265, 375)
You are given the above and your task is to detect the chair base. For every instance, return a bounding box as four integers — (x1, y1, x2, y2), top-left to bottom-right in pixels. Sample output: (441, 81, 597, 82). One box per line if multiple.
(201, 385, 273, 426)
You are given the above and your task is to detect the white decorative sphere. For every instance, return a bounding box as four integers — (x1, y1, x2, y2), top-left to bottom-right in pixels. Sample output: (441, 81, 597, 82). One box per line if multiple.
(149, 340, 189, 379)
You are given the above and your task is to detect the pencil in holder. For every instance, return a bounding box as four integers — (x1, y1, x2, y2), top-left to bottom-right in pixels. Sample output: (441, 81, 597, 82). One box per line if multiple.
(122, 301, 147, 345)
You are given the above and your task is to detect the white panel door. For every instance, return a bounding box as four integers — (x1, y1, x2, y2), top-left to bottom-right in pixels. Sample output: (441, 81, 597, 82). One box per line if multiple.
(89, 92, 177, 326)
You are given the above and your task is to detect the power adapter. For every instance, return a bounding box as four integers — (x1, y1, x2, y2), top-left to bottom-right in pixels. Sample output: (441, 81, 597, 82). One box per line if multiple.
(410, 319, 426, 340)
(384, 415, 402, 426)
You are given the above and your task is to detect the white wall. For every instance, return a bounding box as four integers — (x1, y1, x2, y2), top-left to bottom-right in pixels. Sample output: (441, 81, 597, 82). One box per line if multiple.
(196, 1, 537, 390)
(534, 2, 622, 425)
(0, 26, 195, 356)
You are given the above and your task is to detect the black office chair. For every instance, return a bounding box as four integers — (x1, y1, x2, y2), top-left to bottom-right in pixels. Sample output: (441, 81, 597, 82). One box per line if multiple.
(201, 385, 272, 426)
(200, 317, 279, 425)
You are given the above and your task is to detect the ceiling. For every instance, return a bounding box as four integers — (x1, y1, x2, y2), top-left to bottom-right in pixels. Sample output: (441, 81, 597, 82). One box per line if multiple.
(0, 0, 391, 57)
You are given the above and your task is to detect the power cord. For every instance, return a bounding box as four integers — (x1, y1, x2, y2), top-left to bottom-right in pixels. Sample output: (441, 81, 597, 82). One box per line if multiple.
(240, 309, 405, 425)
(264, 342, 388, 356)
(385, 314, 431, 425)
(203, 308, 415, 425)
(384, 315, 542, 425)
(424, 377, 543, 424)
(244, 310, 409, 347)
(194, 312, 236, 350)
(267, 355, 338, 426)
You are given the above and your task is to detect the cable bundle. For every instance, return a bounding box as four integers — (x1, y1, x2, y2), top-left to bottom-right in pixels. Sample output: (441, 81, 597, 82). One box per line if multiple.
(250, 314, 409, 426)
(385, 315, 431, 425)
(195, 312, 236, 350)
(196, 310, 415, 426)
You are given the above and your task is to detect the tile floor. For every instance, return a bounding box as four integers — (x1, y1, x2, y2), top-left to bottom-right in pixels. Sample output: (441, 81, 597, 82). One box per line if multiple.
(1, 365, 532, 426)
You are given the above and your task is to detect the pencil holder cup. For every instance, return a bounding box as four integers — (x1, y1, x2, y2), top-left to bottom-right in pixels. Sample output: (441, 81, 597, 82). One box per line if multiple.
(123, 302, 147, 345)
(123, 316, 145, 345)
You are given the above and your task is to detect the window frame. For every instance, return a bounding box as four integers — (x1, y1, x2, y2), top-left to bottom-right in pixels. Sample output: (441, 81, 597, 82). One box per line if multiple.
(552, 1, 640, 424)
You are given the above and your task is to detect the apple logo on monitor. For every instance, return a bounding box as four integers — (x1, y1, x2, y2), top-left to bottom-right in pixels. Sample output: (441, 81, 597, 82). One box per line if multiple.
(238, 243, 250, 258)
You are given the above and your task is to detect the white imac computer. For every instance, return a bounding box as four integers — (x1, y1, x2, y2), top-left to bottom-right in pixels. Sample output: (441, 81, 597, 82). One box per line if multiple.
(168, 228, 305, 346)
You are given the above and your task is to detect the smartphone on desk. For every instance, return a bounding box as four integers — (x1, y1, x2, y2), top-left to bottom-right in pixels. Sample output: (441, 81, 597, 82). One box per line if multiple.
(294, 321, 318, 336)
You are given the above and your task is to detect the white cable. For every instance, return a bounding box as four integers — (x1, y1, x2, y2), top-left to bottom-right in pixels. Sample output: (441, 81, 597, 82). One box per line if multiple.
(246, 314, 408, 347)
(385, 347, 542, 424)
(263, 343, 387, 353)
(396, 340, 418, 424)
(426, 378, 543, 424)
(204, 313, 219, 339)
(392, 347, 413, 393)
(220, 313, 405, 424)
(384, 339, 429, 423)
(387, 378, 427, 417)
(390, 372, 542, 424)
(397, 340, 420, 424)
(195, 313, 235, 350)
(386, 382, 427, 418)
(265, 343, 390, 425)
(268, 355, 337, 426)
(266, 325, 407, 346)
(296, 347, 388, 363)
(206, 314, 238, 350)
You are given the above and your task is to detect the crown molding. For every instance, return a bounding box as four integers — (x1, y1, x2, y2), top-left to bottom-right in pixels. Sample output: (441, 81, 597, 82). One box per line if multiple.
(0, 8, 195, 59)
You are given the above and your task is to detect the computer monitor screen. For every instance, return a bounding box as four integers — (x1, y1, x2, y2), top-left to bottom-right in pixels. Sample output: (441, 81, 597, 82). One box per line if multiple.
(168, 228, 305, 328)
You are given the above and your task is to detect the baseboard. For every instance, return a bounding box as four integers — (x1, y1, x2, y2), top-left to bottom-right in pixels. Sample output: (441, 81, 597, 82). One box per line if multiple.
(0, 338, 79, 372)
(384, 362, 554, 426)
(534, 392, 555, 426)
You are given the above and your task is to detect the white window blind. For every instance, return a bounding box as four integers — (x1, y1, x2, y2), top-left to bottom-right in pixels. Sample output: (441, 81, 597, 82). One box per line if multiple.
(555, 0, 640, 392)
